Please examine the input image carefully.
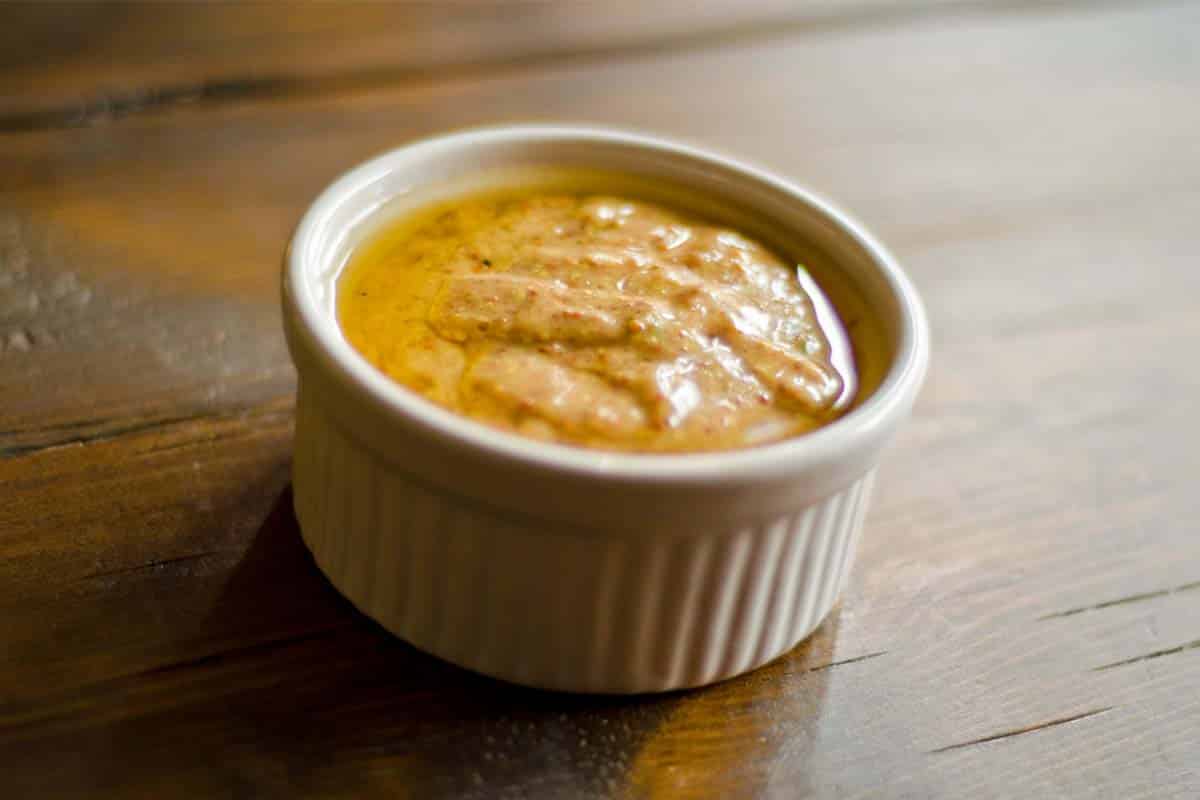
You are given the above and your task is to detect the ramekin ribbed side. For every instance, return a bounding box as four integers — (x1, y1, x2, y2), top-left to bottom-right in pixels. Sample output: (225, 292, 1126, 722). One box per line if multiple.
(283, 124, 930, 692)
(293, 384, 874, 694)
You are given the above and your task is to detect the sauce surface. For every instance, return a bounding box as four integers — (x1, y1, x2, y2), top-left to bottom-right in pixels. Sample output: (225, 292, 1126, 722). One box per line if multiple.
(338, 183, 859, 452)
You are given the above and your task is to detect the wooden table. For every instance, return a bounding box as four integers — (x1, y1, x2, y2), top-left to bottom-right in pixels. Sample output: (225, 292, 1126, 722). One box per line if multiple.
(3, 2, 1198, 797)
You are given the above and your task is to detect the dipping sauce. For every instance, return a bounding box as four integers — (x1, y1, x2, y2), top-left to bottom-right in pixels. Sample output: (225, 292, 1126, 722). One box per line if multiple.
(338, 179, 859, 453)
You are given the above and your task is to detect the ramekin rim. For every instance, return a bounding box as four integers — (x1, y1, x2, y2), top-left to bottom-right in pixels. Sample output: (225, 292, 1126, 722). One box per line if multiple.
(284, 123, 929, 485)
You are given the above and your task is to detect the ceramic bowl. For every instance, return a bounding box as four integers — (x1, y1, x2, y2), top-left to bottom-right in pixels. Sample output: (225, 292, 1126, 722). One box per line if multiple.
(282, 124, 929, 693)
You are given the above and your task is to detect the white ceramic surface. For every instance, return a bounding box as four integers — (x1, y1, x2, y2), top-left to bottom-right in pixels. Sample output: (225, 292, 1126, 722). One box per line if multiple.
(282, 124, 929, 693)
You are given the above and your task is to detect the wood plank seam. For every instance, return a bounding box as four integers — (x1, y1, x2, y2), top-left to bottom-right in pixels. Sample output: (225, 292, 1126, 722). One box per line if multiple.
(0, 0, 1171, 134)
(1038, 579, 1200, 620)
(77, 550, 233, 582)
(0, 624, 357, 743)
(928, 707, 1116, 754)
(807, 650, 888, 671)
(1092, 639, 1200, 672)
(0, 397, 294, 460)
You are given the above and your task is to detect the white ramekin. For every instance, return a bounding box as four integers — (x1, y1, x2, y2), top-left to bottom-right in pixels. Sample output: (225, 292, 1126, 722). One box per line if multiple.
(282, 125, 929, 694)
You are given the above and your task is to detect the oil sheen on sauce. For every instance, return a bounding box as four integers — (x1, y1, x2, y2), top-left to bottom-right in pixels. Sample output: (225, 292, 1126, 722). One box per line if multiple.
(337, 176, 861, 453)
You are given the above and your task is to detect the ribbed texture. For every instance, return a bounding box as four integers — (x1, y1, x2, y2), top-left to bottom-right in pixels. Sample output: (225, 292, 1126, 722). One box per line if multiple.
(294, 388, 876, 694)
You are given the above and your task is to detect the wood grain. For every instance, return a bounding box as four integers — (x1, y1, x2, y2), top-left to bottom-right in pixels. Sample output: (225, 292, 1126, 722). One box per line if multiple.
(3, 1, 1199, 797)
(0, 0, 1089, 125)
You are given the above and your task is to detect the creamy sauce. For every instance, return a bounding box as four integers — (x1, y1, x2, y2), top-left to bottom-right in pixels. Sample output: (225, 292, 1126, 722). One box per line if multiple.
(338, 179, 864, 453)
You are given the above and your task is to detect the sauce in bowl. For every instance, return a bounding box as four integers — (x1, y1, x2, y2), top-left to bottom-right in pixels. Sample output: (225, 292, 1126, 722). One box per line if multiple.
(338, 173, 862, 453)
